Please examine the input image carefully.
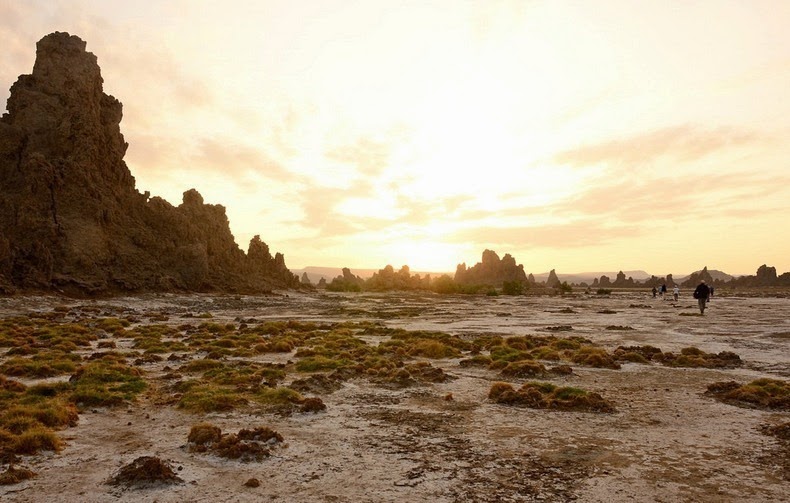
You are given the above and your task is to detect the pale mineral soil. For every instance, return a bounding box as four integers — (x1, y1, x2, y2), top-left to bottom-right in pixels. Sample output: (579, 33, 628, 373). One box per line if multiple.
(1, 290, 788, 502)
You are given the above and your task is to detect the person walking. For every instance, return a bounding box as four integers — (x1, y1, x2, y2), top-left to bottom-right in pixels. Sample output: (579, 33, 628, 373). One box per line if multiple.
(652, 286, 658, 298)
(660, 283, 667, 299)
(693, 280, 711, 314)
(673, 285, 679, 301)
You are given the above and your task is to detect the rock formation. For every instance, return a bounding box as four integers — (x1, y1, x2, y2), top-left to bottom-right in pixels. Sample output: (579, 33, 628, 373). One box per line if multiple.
(611, 271, 636, 288)
(366, 264, 431, 291)
(681, 266, 715, 288)
(0, 32, 298, 294)
(454, 250, 528, 287)
(326, 268, 365, 292)
(545, 269, 560, 288)
(754, 264, 777, 285)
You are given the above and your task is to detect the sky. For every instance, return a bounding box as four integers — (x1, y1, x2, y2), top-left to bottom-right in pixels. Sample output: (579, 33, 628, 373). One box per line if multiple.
(2, 0, 790, 276)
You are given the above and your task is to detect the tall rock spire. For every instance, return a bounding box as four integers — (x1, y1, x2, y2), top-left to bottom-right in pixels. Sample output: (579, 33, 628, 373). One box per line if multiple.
(0, 32, 298, 294)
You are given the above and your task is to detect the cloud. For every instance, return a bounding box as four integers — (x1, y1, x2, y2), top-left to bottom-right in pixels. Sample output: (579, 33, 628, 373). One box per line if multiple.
(193, 137, 292, 182)
(126, 133, 293, 185)
(553, 125, 761, 169)
(324, 137, 391, 178)
(558, 169, 790, 224)
(447, 221, 642, 249)
(0, 10, 42, 110)
(393, 194, 470, 226)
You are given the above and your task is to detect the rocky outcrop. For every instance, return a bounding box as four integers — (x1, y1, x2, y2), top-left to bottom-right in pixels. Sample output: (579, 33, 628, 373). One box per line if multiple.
(730, 264, 790, 288)
(326, 268, 365, 292)
(681, 266, 715, 288)
(545, 269, 560, 288)
(611, 271, 636, 288)
(366, 265, 431, 291)
(454, 250, 528, 287)
(0, 32, 298, 295)
(754, 264, 777, 285)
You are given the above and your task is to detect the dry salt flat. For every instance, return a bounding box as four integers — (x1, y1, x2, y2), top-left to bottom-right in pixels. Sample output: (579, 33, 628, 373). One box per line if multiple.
(0, 290, 788, 502)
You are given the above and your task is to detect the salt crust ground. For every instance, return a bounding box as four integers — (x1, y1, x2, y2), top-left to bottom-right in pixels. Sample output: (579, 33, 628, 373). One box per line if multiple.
(0, 291, 788, 502)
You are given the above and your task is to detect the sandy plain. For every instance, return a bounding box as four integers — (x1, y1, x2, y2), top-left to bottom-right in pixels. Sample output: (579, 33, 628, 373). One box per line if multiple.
(0, 290, 788, 502)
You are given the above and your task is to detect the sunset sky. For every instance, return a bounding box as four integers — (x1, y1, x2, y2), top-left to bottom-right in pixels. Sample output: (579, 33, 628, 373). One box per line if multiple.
(2, 0, 789, 276)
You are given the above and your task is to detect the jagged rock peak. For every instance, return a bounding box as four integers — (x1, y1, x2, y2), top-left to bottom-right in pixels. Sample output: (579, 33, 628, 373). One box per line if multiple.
(0, 32, 299, 295)
(546, 269, 560, 288)
(454, 249, 528, 286)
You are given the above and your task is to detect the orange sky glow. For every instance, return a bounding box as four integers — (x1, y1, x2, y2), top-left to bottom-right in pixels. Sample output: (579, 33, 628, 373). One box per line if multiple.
(2, 0, 790, 276)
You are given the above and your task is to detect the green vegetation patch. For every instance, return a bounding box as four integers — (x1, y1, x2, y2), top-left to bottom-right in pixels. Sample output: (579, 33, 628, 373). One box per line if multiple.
(463, 334, 628, 371)
(654, 347, 742, 368)
(295, 355, 351, 372)
(128, 324, 187, 354)
(201, 361, 286, 388)
(94, 317, 131, 335)
(70, 362, 147, 408)
(0, 318, 100, 353)
(488, 381, 615, 413)
(706, 379, 789, 410)
(0, 317, 154, 464)
(178, 384, 248, 413)
(568, 347, 621, 370)
(0, 377, 75, 459)
(0, 350, 81, 378)
(378, 328, 471, 356)
(500, 360, 548, 378)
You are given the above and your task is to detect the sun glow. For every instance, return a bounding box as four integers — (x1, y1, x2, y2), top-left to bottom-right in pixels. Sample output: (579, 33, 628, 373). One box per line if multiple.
(386, 239, 464, 273)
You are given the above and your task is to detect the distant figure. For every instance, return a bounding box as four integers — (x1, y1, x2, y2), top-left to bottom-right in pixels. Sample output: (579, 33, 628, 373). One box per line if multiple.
(693, 280, 711, 314)
(660, 283, 667, 298)
(652, 286, 658, 298)
(673, 285, 679, 301)
(708, 286, 715, 303)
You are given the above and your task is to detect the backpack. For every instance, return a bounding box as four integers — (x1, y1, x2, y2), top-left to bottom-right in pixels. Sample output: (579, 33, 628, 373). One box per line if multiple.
(693, 290, 700, 299)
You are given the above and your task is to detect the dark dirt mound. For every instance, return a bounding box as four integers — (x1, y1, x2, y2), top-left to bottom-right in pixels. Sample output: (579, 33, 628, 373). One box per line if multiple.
(187, 423, 222, 445)
(187, 424, 284, 462)
(300, 397, 327, 413)
(109, 456, 183, 487)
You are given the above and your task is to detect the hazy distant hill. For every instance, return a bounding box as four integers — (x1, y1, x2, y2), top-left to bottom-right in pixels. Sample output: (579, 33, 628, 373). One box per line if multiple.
(532, 270, 651, 285)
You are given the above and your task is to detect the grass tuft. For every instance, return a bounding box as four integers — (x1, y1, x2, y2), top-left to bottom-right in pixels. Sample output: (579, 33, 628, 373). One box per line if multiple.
(706, 378, 789, 410)
(489, 381, 615, 413)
